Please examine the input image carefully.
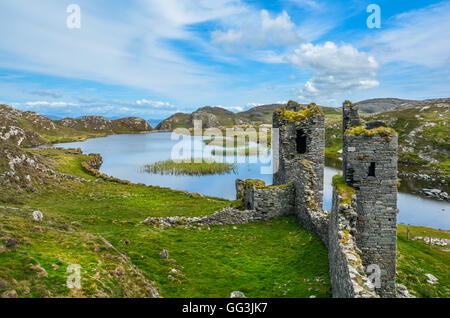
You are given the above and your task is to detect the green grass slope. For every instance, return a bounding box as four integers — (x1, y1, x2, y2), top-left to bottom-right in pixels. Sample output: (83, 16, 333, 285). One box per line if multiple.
(0, 147, 331, 298)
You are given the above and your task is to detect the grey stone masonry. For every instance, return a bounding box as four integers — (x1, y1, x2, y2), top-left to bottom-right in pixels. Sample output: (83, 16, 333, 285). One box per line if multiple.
(236, 179, 295, 218)
(272, 102, 325, 210)
(329, 182, 377, 298)
(342, 100, 360, 132)
(293, 159, 329, 247)
(343, 126, 398, 297)
(342, 100, 360, 178)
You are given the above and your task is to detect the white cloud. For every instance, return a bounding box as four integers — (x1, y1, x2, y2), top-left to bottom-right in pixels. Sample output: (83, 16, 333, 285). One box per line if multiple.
(135, 99, 175, 109)
(0, 0, 245, 103)
(22, 101, 78, 108)
(221, 106, 244, 112)
(246, 102, 264, 107)
(367, 2, 450, 68)
(286, 41, 379, 99)
(212, 10, 301, 50)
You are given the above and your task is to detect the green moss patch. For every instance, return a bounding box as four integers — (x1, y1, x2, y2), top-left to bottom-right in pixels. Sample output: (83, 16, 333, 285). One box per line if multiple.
(345, 125, 396, 140)
(332, 175, 355, 205)
(276, 103, 324, 123)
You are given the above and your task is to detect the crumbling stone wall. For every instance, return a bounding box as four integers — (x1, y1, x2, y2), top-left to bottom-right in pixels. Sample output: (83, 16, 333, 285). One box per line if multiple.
(293, 159, 329, 247)
(328, 180, 377, 298)
(236, 179, 295, 218)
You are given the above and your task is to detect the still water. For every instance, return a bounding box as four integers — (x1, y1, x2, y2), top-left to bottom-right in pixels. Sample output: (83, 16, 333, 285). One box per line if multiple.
(52, 132, 449, 230)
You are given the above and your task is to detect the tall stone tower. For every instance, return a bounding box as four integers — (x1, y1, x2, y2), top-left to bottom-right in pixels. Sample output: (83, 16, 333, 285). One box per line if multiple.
(272, 101, 325, 210)
(342, 101, 398, 297)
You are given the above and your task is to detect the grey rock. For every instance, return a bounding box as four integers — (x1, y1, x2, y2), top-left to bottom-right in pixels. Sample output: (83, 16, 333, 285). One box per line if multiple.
(160, 249, 169, 259)
(2, 290, 18, 298)
(32, 210, 43, 221)
(230, 291, 246, 298)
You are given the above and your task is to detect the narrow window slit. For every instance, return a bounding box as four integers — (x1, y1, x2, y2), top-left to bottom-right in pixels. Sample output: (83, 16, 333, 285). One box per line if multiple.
(296, 129, 307, 154)
(368, 162, 376, 177)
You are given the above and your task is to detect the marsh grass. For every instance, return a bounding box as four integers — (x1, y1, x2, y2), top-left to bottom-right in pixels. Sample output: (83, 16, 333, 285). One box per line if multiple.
(142, 158, 237, 176)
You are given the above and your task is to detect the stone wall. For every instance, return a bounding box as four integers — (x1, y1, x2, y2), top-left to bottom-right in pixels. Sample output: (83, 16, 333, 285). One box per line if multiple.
(236, 179, 295, 218)
(328, 181, 377, 298)
(293, 159, 329, 247)
(143, 206, 285, 228)
(343, 130, 398, 297)
(342, 101, 360, 132)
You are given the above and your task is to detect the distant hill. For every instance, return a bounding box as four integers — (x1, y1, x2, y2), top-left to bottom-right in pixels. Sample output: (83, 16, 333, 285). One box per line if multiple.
(0, 104, 152, 147)
(155, 106, 240, 130)
(355, 98, 428, 113)
(155, 103, 340, 130)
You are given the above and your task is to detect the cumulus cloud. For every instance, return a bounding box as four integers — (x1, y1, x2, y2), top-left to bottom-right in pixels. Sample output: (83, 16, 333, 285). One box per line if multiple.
(212, 10, 301, 50)
(286, 41, 379, 99)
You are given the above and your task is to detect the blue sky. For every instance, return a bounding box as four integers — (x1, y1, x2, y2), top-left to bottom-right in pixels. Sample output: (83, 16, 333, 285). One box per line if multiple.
(0, 0, 449, 119)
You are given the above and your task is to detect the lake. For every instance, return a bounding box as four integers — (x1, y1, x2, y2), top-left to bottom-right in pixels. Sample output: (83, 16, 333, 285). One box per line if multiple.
(51, 132, 449, 230)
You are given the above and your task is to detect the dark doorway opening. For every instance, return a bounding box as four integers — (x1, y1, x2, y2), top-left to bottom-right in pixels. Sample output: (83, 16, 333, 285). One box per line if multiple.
(368, 162, 376, 177)
(296, 129, 307, 154)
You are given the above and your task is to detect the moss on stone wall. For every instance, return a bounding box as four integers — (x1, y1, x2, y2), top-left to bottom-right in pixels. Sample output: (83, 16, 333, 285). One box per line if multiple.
(344, 125, 396, 141)
(332, 175, 355, 205)
(244, 179, 267, 189)
(275, 103, 324, 123)
(244, 179, 294, 190)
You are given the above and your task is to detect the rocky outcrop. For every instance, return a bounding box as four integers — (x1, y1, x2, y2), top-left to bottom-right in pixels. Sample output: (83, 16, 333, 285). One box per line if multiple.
(420, 188, 449, 201)
(58, 116, 113, 132)
(0, 105, 47, 146)
(0, 104, 152, 147)
(58, 116, 153, 133)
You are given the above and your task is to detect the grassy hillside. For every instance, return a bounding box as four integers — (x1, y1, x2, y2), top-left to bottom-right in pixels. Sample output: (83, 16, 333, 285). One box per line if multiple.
(397, 225, 450, 298)
(355, 98, 419, 113)
(0, 147, 331, 298)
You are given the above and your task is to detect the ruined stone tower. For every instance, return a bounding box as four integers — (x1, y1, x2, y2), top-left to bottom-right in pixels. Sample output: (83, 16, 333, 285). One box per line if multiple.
(272, 101, 325, 209)
(342, 101, 398, 297)
(236, 100, 399, 298)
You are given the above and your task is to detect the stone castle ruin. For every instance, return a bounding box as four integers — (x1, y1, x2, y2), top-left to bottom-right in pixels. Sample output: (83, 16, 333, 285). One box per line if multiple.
(236, 100, 399, 298)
